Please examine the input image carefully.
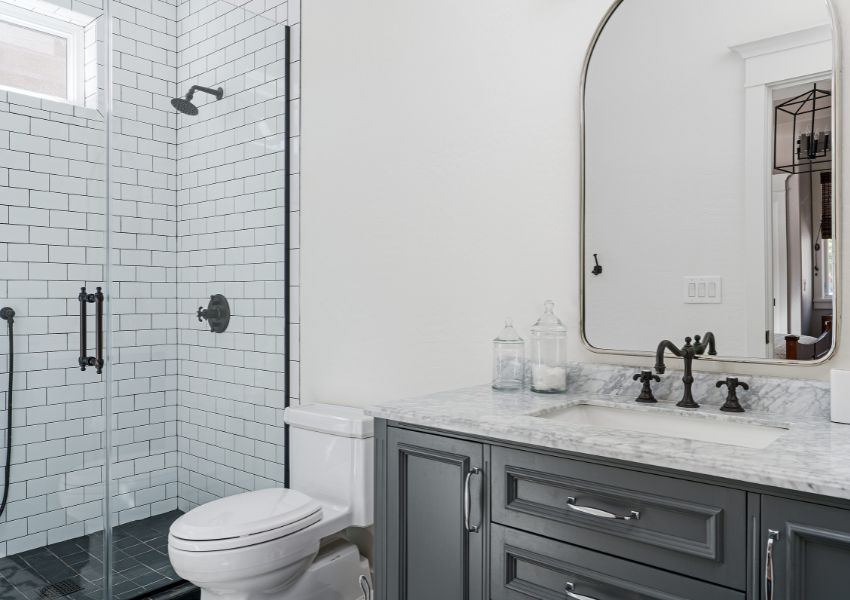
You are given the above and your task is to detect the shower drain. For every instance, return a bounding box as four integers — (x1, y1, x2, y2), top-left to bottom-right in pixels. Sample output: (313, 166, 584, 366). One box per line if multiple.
(38, 579, 83, 599)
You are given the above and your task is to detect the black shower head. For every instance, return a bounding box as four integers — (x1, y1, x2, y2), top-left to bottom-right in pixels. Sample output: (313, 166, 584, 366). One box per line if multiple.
(171, 97, 199, 115)
(0, 307, 14, 324)
(171, 85, 224, 115)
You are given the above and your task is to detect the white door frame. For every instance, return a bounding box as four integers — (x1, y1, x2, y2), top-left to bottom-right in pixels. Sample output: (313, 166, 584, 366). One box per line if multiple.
(730, 25, 833, 358)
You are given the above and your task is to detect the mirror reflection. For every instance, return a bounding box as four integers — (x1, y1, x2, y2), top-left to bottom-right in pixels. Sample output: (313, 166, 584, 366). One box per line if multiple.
(583, 0, 836, 362)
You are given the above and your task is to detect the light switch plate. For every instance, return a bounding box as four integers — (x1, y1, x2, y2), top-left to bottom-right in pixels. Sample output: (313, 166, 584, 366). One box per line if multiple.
(683, 276, 722, 304)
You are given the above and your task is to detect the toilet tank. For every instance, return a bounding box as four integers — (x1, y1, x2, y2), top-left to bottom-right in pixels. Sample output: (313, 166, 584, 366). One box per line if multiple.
(284, 404, 374, 527)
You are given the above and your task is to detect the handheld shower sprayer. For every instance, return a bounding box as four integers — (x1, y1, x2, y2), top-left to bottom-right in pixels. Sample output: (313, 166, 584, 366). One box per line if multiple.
(0, 306, 14, 517)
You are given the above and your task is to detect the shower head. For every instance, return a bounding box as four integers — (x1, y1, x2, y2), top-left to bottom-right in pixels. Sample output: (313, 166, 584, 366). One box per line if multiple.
(0, 307, 14, 324)
(171, 85, 224, 116)
(171, 97, 199, 115)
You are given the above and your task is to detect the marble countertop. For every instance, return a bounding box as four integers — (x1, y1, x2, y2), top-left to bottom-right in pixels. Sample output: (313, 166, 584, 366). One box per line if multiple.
(366, 384, 850, 501)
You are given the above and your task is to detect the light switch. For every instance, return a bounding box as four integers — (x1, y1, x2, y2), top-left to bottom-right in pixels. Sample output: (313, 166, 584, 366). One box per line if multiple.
(684, 276, 722, 304)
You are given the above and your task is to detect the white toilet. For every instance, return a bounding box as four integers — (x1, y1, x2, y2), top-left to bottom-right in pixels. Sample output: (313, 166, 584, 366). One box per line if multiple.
(168, 404, 374, 600)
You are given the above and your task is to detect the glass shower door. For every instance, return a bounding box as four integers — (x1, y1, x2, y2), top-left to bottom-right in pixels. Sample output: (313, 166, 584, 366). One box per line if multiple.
(104, 0, 292, 597)
(0, 0, 110, 597)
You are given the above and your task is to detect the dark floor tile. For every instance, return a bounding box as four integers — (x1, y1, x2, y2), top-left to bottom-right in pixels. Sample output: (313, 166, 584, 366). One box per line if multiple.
(44, 541, 83, 558)
(60, 553, 99, 569)
(118, 565, 156, 581)
(68, 589, 102, 600)
(112, 580, 143, 599)
(130, 550, 164, 566)
(0, 510, 184, 600)
(130, 572, 172, 589)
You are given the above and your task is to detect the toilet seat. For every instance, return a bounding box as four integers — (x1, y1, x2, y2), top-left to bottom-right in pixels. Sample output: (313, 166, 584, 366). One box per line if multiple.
(169, 488, 323, 552)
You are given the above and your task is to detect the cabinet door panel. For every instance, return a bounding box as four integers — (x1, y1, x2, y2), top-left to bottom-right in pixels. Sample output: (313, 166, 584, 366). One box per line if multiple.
(762, 496, 850, 600)
(386, 428, 485, 600)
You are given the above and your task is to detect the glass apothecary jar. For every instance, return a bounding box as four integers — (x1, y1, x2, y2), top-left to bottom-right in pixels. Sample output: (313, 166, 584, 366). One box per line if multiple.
(492, 318, 525, 390)
(530, 300, 568, 393)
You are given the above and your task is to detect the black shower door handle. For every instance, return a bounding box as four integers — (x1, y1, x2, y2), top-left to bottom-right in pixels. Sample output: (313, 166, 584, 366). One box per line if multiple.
(78, 286, 104, 374)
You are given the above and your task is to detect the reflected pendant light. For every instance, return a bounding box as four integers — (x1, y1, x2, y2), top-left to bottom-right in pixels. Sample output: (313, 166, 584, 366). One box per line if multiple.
(774, 83, 832, 175)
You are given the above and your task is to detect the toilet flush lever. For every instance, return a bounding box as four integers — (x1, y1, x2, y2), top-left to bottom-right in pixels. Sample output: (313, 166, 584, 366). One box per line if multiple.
(358, 575, 373, 600)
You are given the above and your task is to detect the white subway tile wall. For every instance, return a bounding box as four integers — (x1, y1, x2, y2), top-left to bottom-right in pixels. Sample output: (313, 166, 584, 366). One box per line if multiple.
(108, 0, 180, 531)
(0, 90, 108, 557)
(175, 0, 291, 511)
(0, 0, 299, 556)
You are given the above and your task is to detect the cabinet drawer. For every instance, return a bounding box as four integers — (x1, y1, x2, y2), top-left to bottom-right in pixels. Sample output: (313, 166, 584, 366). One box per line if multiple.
(491, 524, 744, 600)
(491, 447, 747, 588)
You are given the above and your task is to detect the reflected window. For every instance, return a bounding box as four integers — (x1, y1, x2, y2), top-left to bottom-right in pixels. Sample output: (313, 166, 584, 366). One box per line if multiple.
(819, 238, 834, 300)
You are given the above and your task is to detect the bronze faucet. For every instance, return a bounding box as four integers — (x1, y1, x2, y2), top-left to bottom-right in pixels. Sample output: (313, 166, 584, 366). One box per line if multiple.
(654, 333, 717, 408)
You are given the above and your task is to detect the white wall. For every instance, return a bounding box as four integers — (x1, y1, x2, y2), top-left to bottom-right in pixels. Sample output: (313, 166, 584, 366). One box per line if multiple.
(301, 0, 850, 407)
(300, 0, 592, 407)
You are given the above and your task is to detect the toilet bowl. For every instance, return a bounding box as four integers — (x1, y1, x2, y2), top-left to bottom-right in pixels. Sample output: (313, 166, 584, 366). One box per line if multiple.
(168, 404, 374, 600)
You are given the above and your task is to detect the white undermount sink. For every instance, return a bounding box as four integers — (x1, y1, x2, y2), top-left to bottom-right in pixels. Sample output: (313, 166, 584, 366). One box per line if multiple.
(533, 404, 787, 449)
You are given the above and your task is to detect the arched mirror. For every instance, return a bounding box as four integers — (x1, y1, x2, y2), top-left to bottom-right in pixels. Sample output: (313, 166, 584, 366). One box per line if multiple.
(582, 0, 840, 364)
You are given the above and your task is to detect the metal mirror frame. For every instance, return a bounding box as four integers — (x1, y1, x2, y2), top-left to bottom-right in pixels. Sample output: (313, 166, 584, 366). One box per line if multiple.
(579, 0, 843, 366)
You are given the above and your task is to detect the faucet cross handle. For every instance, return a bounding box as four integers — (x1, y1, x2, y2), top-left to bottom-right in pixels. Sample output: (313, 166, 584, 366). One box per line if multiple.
(633, 369, 661, 403)
(716, 377, 749, 413)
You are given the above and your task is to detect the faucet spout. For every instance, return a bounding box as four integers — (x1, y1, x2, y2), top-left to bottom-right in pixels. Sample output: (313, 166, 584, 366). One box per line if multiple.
(654, 340, 681, 374)
(653, 332, 718, 409)
(693, 332, 717, 357)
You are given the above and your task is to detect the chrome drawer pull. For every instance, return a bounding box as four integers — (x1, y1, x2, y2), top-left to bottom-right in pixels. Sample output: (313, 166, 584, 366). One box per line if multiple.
(566, 497, 640, 521)
(565, 582, 598, 600)
(463, 467, 482, 533)
(765, 529, 780, 600)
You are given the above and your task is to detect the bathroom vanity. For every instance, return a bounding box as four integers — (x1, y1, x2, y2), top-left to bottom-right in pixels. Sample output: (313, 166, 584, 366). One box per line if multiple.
(369, 378, 850, 600)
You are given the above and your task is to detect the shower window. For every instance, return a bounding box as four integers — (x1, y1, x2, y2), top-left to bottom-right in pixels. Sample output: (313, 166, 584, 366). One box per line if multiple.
(0, 8, 85, 104)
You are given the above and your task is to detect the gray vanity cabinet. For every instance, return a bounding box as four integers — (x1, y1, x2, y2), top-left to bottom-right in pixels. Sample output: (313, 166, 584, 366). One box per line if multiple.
(760, 496, 850, 600)
(383, 427, 486, 600)
(375, 421, 850, 600)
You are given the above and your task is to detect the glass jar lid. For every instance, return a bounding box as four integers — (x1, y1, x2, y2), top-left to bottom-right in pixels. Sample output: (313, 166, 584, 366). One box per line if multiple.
(494, 318, 524, 343)
(531, 300, 567, 333)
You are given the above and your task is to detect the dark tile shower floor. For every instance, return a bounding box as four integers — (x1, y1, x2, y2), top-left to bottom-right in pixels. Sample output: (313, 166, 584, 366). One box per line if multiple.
(0, 510, 184, 600)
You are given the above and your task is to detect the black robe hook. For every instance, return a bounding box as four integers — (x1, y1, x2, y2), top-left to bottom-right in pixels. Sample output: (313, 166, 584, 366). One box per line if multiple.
(592, 254, 603, 276)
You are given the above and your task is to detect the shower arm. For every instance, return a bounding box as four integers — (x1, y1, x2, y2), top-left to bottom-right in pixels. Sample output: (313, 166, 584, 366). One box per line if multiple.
(186, 85, 223, 100)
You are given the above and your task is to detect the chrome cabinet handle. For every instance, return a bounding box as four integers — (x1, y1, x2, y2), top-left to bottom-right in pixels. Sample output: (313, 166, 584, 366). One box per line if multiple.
(566, 496, 640, 521)
(463, 467, 482, 533)
(765, 529, 780, 600)
(565, 582, 598, 600)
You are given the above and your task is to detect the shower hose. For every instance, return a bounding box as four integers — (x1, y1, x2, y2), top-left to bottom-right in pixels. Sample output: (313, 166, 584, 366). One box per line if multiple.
(0, 307, 14, 517)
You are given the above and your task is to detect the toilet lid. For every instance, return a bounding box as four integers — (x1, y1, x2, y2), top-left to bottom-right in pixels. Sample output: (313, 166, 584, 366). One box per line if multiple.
(170, 488, 322, 542)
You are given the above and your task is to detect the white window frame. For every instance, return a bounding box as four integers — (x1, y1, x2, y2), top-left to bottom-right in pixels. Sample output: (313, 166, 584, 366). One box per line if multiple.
(814, 237, 834, 305)
(0, 4, 85, 105)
